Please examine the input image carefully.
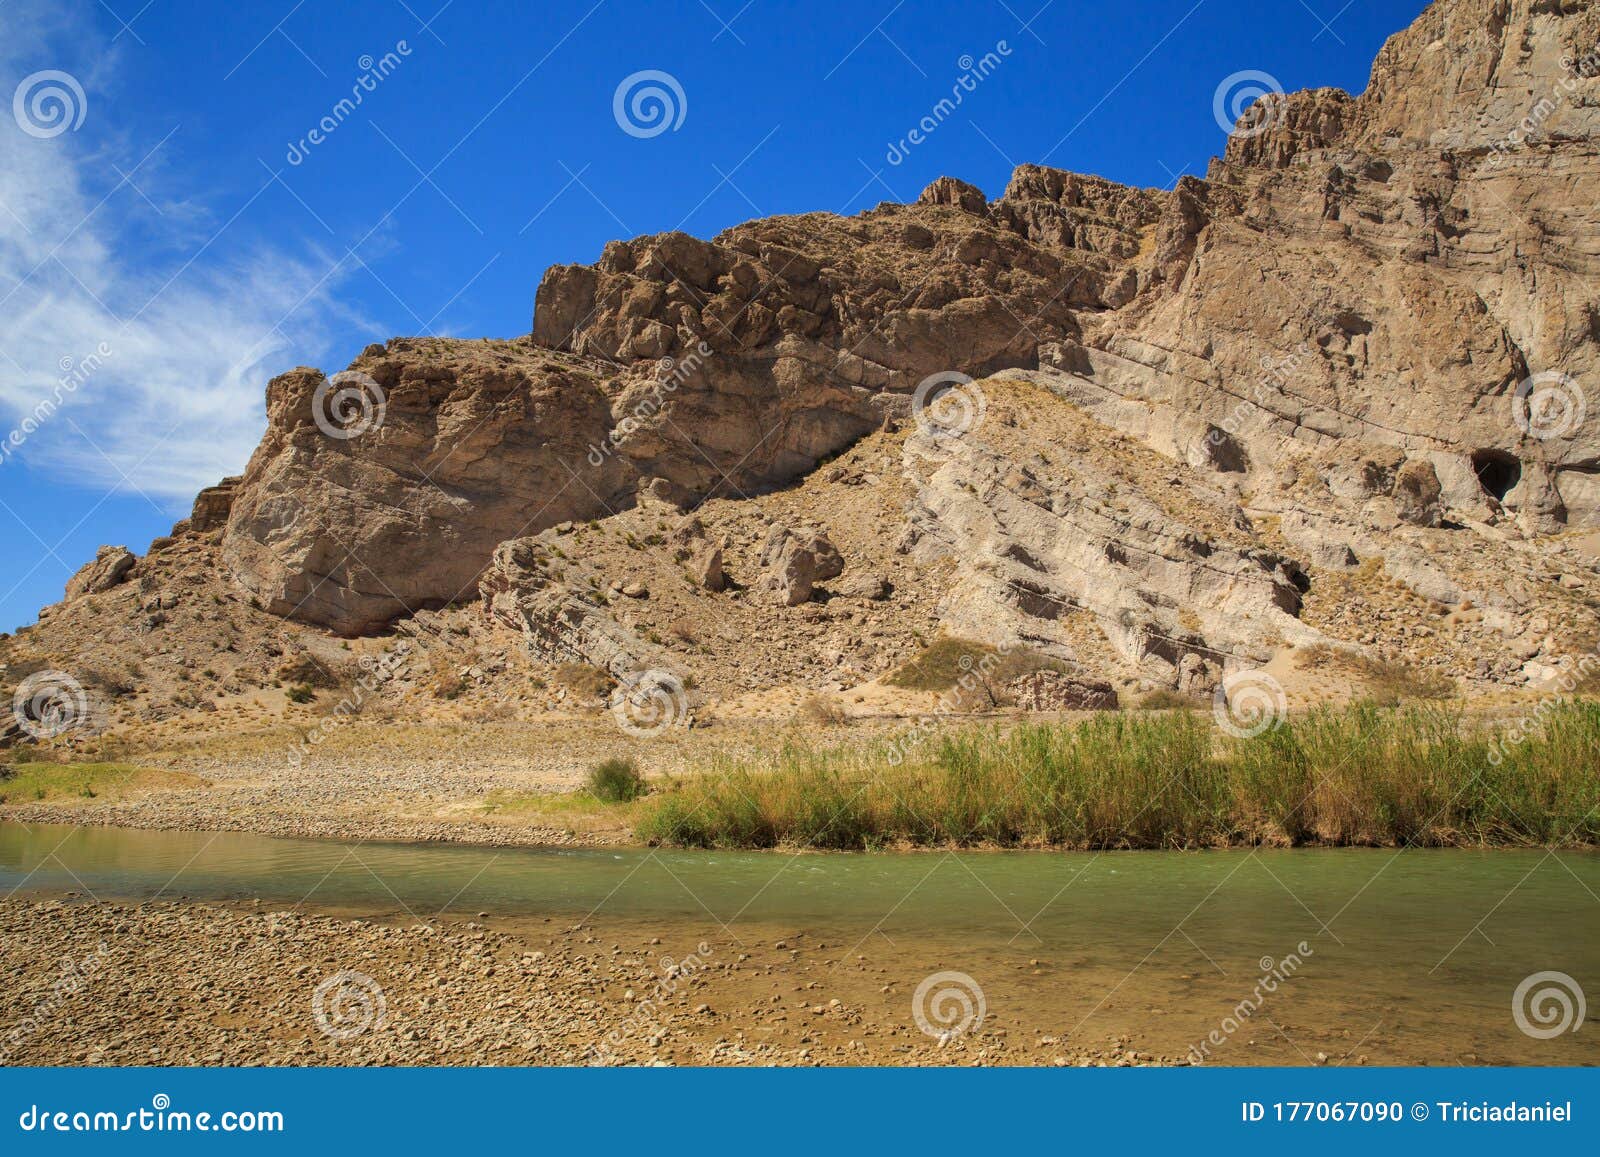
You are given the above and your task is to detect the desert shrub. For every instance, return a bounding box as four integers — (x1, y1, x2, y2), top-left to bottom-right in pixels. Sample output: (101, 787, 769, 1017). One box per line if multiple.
(275, 654, 345, 689)
(78, 662, 139, 697)
(555, 663, 615, 700)
(1137, 688, 1202, 710)
(1295, 645, 1455, 704)
(884, 637, 996, 691)
(883, 637, 1069, 707)
(588, 757, 645, 803)
(285, 684, 316, 704)
(796, 694, 849, 727)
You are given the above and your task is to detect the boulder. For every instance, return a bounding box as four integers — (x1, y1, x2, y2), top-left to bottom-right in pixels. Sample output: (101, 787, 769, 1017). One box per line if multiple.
(1008, 670, 1119, 711)
(1393, 459, 1444, 528)
(64, 546, 136, 601)
(758, 526, 845, 607)
(690, 544, 725, 592)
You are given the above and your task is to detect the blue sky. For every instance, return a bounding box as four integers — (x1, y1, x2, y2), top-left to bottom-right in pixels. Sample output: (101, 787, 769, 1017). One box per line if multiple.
(0, 0, 1428, 631)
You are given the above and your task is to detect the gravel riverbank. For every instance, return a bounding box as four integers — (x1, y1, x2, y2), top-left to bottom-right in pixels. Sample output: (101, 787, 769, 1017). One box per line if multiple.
(0, 899, 1183, 1068)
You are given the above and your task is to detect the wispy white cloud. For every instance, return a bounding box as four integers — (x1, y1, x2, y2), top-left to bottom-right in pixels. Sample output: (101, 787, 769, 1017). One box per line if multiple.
(0, 0, 371, 506)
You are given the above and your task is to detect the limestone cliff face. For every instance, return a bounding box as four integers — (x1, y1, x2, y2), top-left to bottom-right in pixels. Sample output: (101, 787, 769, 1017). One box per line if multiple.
(221, 340, 627, 633)
(202, 0, 1600, 693)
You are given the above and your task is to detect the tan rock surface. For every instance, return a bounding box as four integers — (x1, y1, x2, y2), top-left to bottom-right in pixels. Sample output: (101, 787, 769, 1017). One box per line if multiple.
(9, 0, 1600, 735)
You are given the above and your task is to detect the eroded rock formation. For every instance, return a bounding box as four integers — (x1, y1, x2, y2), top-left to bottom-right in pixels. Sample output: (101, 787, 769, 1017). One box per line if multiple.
(21, 0, 1600, 706)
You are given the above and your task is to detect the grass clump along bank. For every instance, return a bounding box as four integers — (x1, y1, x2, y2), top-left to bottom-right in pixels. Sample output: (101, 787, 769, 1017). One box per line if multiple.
(587, 757, 646, 803)
(635, 701, 1600, 850)
(0, 762, 205, 804)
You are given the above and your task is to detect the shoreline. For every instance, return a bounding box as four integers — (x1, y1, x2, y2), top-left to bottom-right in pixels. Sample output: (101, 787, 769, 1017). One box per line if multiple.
(8, 807, 1598, 856)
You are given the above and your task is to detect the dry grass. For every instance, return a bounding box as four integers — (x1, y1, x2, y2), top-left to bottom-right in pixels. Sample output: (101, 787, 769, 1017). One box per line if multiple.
(1296, 644, 1457, 703)
(554, 662, 615, 700)
(0, 762, 207, 804)
(883, 636, 1073, 707)
(795, 694, 850, 727)
(636, 701, 1600, 850)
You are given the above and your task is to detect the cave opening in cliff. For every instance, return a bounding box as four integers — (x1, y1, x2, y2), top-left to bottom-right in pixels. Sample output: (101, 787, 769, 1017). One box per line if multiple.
(1471, 449, 1522, 501)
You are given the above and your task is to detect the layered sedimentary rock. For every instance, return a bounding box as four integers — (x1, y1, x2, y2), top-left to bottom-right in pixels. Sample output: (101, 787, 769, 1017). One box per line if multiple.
(94, 0, 1600, 690)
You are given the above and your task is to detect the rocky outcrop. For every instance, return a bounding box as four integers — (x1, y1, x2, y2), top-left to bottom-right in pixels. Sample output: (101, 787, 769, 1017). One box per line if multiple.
(221, 341, 629, 635)
(900, 377, 1316, 690)
(63, 546, 135, 601)
(1394, 459, 1444, 528)
(757, 526, 844, 606)
(1008, 670, 1119, 711)
(689, 543, 725, 592)
(479, 537, 672, 677)
(186, 477, 242, 535)
(23, 0, 1596, 705)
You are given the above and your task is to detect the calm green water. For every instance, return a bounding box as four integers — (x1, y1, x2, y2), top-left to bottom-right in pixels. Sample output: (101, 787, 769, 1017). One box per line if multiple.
(2, 822, 1597, 946)
(3, 822, 1597, 1062)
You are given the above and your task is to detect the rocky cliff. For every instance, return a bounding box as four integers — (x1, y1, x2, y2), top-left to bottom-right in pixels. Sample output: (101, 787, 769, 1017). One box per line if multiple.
(10, 0, 1600, 722)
